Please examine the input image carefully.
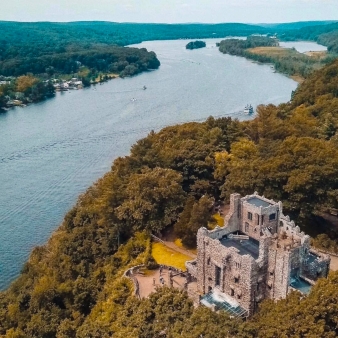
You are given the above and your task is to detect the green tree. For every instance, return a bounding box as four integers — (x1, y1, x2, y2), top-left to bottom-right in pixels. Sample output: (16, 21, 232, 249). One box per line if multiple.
(116, 167, 186, 233)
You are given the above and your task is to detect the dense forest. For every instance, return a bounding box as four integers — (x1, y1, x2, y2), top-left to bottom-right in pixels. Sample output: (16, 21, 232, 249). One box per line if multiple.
(1, 51, 338, 336)
(0, 46, 160, 78)
(0, 22, 268, 59)
(0, 46, 160, 110)
(218, 35, 279, 53)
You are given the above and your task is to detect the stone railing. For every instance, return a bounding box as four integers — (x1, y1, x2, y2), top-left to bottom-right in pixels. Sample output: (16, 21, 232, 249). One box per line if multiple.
(185, 260, 197, 278)
(315, 248, 338, 258)
(159, 264, 184, 275)
(124, 264, 144, 299)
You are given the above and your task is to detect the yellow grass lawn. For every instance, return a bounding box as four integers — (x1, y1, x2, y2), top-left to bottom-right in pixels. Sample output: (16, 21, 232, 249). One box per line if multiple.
(152, 242, 191, 271)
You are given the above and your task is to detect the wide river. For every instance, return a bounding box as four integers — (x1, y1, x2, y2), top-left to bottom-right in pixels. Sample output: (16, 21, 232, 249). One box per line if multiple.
(1, 38, 313, 290)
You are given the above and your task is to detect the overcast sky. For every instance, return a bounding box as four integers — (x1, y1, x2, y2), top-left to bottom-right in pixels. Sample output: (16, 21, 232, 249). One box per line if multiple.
(1, 0, 337, 23)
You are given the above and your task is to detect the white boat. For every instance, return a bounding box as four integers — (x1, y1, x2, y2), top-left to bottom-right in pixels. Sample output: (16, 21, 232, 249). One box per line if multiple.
(244, 104, 254, 114)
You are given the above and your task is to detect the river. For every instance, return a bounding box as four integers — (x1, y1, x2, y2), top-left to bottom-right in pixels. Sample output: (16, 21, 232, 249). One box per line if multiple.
(279, 41, 327, 53)
(0, 38, 305, 290)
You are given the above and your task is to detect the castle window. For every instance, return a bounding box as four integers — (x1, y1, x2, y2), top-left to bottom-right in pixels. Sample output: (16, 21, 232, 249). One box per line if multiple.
(234, 277, 239, 283)
(237, 294, 241, 300)
(261, 215, 264, 225)
(257, 214, 260, 225)
(231, 288, 235, 296)
(280, 221, 283, 227)
(270, 271, 274, 276)
(269, 213, 276, 221)
(215, 266, 221, 287)
(248, 212, 253, 220)
(207, 258, 211, 265)
(245, 222, 249, 232)
(254, 227, 257, 233)
(237, 204, 241, 218)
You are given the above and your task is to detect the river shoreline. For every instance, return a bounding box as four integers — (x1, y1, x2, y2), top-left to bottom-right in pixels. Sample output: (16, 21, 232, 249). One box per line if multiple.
(0, 38, 299, 290)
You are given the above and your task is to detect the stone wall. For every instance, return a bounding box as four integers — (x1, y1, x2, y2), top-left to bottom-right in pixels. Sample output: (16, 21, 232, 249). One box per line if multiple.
(196, 228, 262, 315)
(191, 192, 331, 317)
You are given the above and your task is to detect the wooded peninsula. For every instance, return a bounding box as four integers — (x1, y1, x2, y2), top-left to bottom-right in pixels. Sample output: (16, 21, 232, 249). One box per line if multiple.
(218, 35, 337, 80)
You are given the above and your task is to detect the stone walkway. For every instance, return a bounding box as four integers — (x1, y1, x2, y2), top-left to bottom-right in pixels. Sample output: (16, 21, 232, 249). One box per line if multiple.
(330, 255, 338, 271)
(135, 267, 187, 299)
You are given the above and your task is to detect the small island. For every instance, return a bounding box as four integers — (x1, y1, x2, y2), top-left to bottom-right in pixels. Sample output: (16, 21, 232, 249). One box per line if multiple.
(186, 40, 206, 50)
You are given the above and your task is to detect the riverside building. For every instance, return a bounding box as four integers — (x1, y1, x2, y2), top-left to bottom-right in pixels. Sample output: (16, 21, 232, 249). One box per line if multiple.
(185, 192, 330, 317)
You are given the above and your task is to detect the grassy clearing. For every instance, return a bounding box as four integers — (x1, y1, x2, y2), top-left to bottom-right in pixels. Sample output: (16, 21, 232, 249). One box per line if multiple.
(247, 46, 298, 57)
(304, 51, 327, 59)
(152, 242, 191, 271)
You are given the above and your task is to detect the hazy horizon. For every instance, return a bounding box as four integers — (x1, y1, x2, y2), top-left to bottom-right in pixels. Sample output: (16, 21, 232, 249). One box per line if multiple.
(1, 0, 337, 24)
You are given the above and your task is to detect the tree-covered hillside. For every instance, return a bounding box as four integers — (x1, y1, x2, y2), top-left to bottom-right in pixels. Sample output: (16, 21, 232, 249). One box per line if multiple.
(0, 45, 160, 77)
(0, 21, 267, 68)
(1, 54, 338, 337)
(280, 22, 338, 53)
(218, 35, 336, 79)
(261, 20, 337, 31)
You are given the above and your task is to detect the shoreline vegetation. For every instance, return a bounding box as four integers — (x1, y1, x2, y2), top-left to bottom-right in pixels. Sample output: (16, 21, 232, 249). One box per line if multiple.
(218, 36, 337, 80)
(1, 54, 338, 336)
(0, 46, 160, 111)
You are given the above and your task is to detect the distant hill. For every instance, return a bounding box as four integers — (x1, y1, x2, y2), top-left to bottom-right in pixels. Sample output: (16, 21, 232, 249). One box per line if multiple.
(0, 21, 268, 56)
(278, 22, 338, 52)
(259, 21, 338, 31)
(0, 22, 267, 77)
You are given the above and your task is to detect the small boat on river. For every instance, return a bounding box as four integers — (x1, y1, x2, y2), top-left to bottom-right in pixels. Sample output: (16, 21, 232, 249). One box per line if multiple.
(244, 104, 254, 114)
(143, 85, 147, 90)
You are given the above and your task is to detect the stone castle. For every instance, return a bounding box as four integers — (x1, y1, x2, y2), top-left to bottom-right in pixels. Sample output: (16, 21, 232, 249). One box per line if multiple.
(185, 192, 330, 317)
